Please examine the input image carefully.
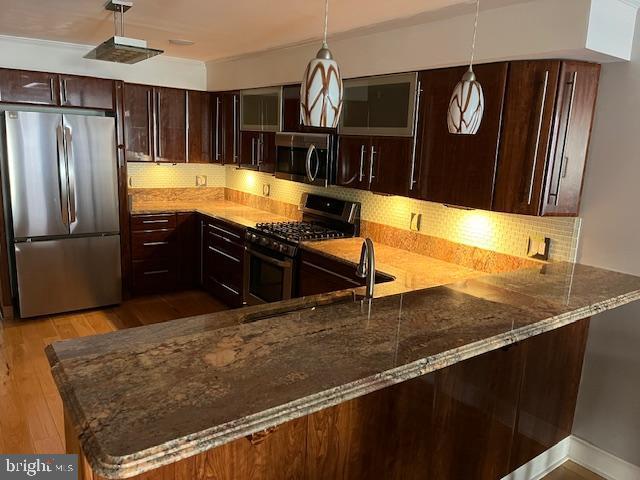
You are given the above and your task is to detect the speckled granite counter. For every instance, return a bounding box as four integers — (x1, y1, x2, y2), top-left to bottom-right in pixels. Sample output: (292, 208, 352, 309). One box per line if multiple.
(47, 262, 640, 479)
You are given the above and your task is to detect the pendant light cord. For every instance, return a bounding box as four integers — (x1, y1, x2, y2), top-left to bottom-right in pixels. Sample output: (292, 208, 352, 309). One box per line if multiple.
(470, 0, 480, 68)
(323, 0, 329, 47)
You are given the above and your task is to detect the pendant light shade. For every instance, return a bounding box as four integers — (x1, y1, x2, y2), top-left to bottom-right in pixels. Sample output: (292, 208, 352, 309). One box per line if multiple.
(447, 0, 483, 135)
(300, 0, 343, 128)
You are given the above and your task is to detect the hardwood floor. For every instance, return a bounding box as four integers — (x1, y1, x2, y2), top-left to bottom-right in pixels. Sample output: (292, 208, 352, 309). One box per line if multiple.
(0, 293, 605, 480)
(543, 461, 604, 480)
(0, 290, 228, 455)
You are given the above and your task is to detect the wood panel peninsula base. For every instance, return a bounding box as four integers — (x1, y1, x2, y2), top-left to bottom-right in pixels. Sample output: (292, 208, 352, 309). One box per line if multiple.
(66, 319, 589, 480)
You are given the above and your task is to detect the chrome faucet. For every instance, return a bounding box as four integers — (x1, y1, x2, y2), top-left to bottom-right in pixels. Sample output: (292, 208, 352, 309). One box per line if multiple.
(355, 238, 375, 299)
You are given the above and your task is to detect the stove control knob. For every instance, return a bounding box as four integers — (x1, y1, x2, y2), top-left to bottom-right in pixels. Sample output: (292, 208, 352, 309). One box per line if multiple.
(259, 237, 269, 246)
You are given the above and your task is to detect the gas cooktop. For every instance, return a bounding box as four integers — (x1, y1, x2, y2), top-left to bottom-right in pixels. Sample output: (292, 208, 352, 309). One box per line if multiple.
(254, 221, 346, 242)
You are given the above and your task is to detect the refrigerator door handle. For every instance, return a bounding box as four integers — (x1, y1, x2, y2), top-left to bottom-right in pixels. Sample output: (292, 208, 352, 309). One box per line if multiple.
(55, 125, 70, 226)
(64, 126, 77, 223)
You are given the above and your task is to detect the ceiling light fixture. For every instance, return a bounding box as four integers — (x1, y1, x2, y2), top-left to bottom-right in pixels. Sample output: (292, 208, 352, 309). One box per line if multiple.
(84, 0, 163, 64)
(447, 0, 484, 135)
(300, 0, 343, 128)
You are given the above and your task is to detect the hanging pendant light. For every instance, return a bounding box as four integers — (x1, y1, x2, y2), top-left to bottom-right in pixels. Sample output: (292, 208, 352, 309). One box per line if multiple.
(300, 0, 343, 128)
(447, 0, 484, 135)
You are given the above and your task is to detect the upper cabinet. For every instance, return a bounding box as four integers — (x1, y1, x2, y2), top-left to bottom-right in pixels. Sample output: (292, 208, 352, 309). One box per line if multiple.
(223, 91, 241, 165)
(187, 90, 211, 164)
(0, 68, 114, 110)
(494, 61, 600, 216)
(282, 84, 303, 133)
(155, 87, 187, 163)
(339, 73, 418, 137)
(123, 83, 154, 162)
(240, 87, 282, 132)
(411, 63, 509, 210)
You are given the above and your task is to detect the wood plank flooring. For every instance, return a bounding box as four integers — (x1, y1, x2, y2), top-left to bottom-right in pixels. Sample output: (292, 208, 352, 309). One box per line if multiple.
(0, 290, 228, 455)
(0, 291, 604, 480)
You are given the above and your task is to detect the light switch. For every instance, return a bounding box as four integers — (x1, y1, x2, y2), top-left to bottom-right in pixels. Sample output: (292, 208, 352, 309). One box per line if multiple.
(410, 213, 422, 231)
(527, 235, 551, 260)
(195, 175, 207, 187)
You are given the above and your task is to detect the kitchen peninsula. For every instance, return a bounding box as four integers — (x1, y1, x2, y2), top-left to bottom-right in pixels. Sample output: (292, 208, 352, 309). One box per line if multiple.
(47, 227, 640, 479)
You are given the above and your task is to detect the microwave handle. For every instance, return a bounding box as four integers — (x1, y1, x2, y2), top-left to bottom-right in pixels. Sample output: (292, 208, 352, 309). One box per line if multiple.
(305, 144, 320, 182)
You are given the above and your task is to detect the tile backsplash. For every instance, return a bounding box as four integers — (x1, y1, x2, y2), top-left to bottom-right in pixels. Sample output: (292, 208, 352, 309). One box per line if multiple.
(126, 162, 581, 262)
(225, 167, 581, 262)
(127, 162, 226, 188)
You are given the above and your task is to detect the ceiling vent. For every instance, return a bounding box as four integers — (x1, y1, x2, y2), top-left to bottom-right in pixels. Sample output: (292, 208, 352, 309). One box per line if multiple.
(84, 0, 163, 64)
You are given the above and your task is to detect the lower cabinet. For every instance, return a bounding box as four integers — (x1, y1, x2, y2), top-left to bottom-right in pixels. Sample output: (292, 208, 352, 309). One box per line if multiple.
(200, 215, 246, 308)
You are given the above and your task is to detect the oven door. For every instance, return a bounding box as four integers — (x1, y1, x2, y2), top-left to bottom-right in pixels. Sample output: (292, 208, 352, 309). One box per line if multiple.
(275, 133, 336, 187)
(244, 247, 294, 305)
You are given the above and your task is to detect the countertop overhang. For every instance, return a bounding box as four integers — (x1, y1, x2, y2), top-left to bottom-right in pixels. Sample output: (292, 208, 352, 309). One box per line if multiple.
(47, 261, 640, 479)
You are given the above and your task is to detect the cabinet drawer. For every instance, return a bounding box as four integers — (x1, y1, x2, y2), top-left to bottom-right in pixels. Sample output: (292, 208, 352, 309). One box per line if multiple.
(204, 244, 243, 290)
(205, 227, 244, 259)
(203, 217, 245, 241)
(132, 229, 177, 260)
(204, 274, 244, 308)
(132, 258, 177, 293)
(131, 213, 177, 231)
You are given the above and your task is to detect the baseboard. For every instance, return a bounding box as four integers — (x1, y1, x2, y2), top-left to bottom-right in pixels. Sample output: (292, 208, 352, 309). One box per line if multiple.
(501, 437, 570, 480)
(501, 435, 640, 480)
(569, 436, 640, 480)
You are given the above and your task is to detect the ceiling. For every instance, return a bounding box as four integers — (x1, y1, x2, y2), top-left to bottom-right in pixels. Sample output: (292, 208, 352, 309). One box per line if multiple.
(0, 0, 487, 62)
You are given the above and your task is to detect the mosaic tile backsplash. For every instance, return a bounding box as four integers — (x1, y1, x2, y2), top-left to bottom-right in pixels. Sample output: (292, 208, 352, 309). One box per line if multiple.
(126, 162, 581, 262)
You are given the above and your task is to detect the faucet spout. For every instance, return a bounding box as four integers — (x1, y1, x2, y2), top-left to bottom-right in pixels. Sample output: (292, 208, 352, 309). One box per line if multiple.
(355, 238, 375, 299)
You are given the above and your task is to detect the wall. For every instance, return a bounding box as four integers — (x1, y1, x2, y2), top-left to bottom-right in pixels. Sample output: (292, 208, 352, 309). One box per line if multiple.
(0, 35, 206, 90)
(206, 0, 636, 90)
(572, 11, 640, 467)
(127, 162, 226, 189)
(226, 168, 580, 262)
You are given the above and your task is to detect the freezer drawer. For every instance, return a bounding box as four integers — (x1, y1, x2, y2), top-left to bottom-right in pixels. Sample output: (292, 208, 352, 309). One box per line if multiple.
(14, 235, 121, 318)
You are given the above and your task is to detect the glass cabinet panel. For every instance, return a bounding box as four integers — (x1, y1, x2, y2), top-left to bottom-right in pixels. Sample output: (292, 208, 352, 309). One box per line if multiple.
(339, 72, 417, 137)
(240, 86, 282, 132)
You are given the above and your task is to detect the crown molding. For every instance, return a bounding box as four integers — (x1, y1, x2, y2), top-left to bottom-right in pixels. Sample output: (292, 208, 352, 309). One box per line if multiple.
(616, 0, 640, 8)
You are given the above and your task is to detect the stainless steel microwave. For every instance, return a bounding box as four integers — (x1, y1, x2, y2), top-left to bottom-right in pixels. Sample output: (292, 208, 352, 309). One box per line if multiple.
(274, 132, 337, 187)
(338, 72, 418, 137)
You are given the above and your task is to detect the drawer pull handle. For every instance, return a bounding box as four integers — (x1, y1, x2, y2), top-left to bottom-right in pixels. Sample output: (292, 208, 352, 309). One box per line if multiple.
(144, 269, 170, 276)
(209, 224, 241, 239)
(142, 219, 169, 224)
(143, 241, 169, 246)
(208, 246, 241, 263)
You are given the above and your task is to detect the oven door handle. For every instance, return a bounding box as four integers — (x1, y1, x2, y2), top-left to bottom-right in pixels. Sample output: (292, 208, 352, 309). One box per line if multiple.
(246, 248, 293, 268)
(305, 144, 320, 183)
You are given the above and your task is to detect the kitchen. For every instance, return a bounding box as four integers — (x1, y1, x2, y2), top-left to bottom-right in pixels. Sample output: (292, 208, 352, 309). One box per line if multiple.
(1, 1, 640, 479)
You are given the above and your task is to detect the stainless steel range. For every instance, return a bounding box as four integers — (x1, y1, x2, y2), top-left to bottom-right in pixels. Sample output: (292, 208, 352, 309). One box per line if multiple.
(244, 193, 361, 305)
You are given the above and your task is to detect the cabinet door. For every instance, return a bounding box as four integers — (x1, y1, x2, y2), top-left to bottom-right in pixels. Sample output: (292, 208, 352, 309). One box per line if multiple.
(210, 93, 224, 164)
(337, 136, 371, 190)
(59, 75, 114, 110)
(222, 92, 240, 165)
(177, 212, 197, 288)
(370, 136, 414, 196)
(239, 131, 259, 168)
(541, 62, 600, 216)
(123, 83, 154, 162)
(493, 61, 561, 215)
(414, 63, 508, 209)
(187, 90, 212, 164)
(155, 87, 187, 163)
(0, 69, 58, 106)
(282, 84, 302, 132)
(258, 132, 276, 173)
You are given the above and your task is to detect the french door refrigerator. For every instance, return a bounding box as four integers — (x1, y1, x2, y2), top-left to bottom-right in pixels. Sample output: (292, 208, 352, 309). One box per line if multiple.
(3, 110, 121, 318)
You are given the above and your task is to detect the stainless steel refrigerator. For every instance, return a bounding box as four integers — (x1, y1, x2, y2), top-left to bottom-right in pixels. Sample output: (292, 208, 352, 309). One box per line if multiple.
(2, 110, 121, 318)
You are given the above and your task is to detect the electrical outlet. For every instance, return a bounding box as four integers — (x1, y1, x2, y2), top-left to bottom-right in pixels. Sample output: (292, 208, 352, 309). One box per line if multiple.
(410, 212, 422, 231)
(527, 235, 551, 261)
(195, 175, 207, 187)
(128, 176, 134, 187)
(263, 183, 271, 197)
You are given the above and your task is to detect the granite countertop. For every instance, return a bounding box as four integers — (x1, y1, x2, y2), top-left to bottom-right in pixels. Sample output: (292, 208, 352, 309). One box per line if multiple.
(130, 199, 292, 229)
(47, 262, 640, 479)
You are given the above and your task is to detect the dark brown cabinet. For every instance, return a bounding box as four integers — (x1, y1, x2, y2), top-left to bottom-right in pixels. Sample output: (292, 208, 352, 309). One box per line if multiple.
(177, 213, 198, 287)
(201, 216, 246, 308)
(297, 250, 365, 297)
(156, 87, 187, 163)
(186, 90, 211, 163)
(412, 62, 509, 209)
(210, 92, 224, 163)
(239, 130, 276, 172)
(494, 61, 600, 216)
(58, 74, 114, 110)
(338, 135, 414, 196)
(0, 68, 114, 110)
(222, 91, 241, 165)
(123, 83, 155, 162)
(282, 84, 302, 133)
